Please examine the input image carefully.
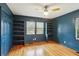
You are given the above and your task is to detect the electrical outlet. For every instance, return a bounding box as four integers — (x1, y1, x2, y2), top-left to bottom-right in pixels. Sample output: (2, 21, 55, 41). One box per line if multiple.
(64, 41, 66, 44)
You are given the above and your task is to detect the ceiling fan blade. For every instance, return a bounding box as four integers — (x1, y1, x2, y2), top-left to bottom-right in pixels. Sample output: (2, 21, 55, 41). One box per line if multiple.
(34, 3, 60, 12)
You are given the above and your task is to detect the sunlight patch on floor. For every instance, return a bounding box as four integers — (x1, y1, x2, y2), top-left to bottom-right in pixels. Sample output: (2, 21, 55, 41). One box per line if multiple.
(24, 46, 45, 56)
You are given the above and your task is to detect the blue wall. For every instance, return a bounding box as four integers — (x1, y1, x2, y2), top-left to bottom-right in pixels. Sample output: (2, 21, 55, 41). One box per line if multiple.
(51, 10, 79, 52)
(0, 6, 1, 55)
(14, 15, 48, 44)
(0, 4, 13, 56)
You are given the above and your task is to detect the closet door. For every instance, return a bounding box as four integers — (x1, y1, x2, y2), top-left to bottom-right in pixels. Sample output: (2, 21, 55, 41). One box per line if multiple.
(1, 14, 7, 55)
(1, 12, 10, 56)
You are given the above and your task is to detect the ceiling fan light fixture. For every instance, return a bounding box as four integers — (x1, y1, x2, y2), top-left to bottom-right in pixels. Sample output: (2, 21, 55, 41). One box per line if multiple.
(44, 6, 48, 16)
(44, 10, 48, 16)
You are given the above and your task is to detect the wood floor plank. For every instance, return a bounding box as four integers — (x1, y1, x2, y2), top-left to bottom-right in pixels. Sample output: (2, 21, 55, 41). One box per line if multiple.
(8, 41, 79, 56)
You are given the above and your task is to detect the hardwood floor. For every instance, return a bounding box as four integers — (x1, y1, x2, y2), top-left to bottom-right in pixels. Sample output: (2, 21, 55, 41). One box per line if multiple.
(8, 41, 79, 56)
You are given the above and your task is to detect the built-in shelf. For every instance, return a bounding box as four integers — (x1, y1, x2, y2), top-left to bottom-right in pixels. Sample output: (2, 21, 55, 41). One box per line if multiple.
(13, 35, 24, 37)
(13, 31, 24, 32)
(14, 23, 24, 24)
(13, 26, 24, 28)
(13, 20, 24, 45)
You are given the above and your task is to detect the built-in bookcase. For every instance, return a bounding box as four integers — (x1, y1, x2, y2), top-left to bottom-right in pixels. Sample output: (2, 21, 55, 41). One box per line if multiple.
(47, 22, 53, 39)
(13, 20, 24, 45)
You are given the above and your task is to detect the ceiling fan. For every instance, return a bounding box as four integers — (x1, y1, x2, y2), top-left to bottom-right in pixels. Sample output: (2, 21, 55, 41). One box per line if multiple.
(43, 5, 48, 16)
(35, 4, 60, 16)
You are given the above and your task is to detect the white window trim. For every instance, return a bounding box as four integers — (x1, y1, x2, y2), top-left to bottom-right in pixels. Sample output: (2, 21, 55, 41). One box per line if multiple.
(75, 18, 79, 40)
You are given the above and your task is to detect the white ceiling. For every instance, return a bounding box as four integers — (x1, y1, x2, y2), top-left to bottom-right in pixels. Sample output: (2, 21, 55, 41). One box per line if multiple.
(7, 3, 79, 19)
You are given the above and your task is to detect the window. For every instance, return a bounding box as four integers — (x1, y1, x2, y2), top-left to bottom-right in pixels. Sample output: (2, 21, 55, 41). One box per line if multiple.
(36, 22, 44, 34)
(26, 21, 44, 35)
(26, 21, 35, 34)
(75, 18, 79, 40)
